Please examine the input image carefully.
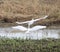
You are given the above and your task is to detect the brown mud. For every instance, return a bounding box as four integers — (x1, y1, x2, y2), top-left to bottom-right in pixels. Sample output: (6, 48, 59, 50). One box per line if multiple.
(0, 0, 60, 27)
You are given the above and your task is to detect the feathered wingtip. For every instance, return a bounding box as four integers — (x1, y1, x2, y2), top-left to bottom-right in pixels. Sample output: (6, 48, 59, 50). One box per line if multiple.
(43, 15, 48, 19)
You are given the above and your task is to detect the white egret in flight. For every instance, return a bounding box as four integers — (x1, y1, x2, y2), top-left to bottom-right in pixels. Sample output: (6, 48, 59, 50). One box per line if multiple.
(16, 15, 48, 25)
(12, 15, 48, 33)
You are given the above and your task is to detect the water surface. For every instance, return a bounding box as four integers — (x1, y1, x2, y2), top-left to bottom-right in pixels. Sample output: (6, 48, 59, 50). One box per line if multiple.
(0, 27, 60, 40)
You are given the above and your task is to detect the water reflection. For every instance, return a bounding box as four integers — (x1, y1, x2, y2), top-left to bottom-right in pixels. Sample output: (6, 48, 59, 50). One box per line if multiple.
(0, 27, 60, 40)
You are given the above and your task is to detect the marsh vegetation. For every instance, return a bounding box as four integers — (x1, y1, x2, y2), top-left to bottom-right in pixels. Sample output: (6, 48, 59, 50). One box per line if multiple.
(0, 38, 60, 52)
(0, 0, 60, 26)
(0, 0, 60, 52)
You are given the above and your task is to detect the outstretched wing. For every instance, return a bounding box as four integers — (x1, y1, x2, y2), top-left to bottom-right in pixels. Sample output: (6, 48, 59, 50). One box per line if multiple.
(30, 25, 46, 31)
(16, 15, 48, 24)
(16, 21, 29, 24)
(12, 26, 27, 31)
(34, 15, 48, 21)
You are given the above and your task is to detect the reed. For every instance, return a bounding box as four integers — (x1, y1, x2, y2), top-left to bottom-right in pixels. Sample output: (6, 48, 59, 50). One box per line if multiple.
(0, 0, 60, 24)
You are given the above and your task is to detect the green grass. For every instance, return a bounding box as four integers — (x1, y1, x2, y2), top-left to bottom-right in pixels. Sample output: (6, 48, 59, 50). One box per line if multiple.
(0, 38, 60, 52)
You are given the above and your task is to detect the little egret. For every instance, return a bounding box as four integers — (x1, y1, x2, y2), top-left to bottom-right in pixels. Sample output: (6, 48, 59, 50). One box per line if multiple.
(16, 15, 48, 25)
(12, 15, 48, 33)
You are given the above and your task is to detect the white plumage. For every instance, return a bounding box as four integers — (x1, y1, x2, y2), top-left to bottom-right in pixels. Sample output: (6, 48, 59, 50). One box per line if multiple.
(12, 25, 46, 33)
(16, 15, 48, 25)
(12, 26, 27, 31)
(25, 25, 46, 33)
(12, 15, 48, 33)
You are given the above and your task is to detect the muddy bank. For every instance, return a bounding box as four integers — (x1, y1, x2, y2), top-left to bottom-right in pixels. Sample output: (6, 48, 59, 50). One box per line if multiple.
(0, 20, 60, 28)
(0, 14, 33, 23)
(0, 14, 60, 27)
(0, 0, 60, 26)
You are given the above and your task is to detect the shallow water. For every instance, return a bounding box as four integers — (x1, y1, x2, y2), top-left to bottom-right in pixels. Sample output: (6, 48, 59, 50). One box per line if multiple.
(0, 27, 60, 40)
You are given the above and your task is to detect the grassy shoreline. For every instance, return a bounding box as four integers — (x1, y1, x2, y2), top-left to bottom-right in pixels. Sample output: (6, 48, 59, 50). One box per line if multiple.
(0, 38, 60, 52)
